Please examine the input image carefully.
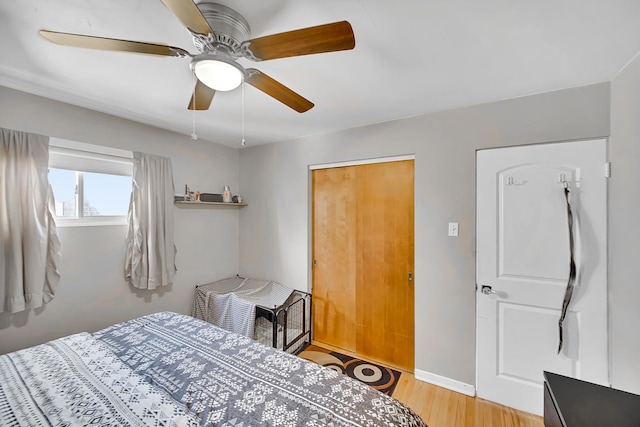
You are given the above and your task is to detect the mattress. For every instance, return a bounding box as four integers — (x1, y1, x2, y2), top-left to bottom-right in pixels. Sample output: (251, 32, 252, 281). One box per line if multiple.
(0, 311, 427, 426)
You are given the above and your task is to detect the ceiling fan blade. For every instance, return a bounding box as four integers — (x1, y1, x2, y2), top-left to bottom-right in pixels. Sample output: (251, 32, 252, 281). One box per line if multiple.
(159, 0, 212, 36)
(245, 69, 314, 113)
(188, 79, 216, 110)
(242, 21, 355, 61)
(39, 30, 189, 57)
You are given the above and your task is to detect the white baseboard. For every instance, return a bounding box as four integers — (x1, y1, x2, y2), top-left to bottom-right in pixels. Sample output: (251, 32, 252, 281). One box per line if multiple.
(414, 369, 476, 397)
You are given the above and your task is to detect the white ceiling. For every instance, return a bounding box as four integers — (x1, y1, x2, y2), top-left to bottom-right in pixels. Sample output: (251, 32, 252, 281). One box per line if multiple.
(2, 0, 640, 147)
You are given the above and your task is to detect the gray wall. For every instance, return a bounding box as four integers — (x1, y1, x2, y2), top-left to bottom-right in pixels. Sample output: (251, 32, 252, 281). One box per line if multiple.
(238, 83, 611, 387)
(609, 54, 640, 394)
(0, 87, 240, 354)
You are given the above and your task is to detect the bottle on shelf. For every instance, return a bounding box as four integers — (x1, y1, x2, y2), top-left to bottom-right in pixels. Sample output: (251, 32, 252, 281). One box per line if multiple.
(223, 185, 232, 203)
(184, 184, 194, 201)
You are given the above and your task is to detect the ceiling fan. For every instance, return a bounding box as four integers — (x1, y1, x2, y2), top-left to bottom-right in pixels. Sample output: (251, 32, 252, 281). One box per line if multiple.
(39, 0, 356, 113)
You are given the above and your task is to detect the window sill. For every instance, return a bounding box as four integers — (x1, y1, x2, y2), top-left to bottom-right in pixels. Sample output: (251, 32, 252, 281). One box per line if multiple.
(54, 217, 127, 227)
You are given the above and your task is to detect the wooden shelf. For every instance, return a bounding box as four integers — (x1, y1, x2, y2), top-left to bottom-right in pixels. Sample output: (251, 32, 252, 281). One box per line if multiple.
(174, 201, 247, 207)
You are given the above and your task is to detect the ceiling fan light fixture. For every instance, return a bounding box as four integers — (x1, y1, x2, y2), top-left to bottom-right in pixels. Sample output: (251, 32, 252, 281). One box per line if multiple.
(192, 54, 244, 91)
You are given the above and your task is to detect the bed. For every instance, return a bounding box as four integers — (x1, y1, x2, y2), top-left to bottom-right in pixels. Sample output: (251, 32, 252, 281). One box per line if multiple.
(0, 311, 426, 426)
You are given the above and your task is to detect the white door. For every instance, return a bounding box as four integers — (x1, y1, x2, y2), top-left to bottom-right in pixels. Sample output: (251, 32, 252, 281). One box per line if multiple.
(476, 139, 608, 415)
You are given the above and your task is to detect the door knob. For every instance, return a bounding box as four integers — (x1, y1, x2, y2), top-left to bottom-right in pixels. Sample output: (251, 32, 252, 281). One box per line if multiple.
(481, 285, 497, 295)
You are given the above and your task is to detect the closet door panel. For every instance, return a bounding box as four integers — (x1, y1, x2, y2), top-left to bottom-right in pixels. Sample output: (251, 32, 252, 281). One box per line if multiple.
(312, 167, 357, 351)
(355, 160, 415, 371)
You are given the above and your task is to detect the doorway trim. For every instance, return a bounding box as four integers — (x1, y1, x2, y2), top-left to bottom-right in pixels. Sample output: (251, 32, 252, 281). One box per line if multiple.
(309, 154, 415, 170)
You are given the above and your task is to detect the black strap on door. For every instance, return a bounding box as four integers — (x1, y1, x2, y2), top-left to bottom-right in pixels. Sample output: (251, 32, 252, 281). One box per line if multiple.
(558, 183, 576, 354)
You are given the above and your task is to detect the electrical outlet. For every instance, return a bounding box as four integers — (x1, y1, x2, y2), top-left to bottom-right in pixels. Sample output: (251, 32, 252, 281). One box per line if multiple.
(448, 222, 459, 237)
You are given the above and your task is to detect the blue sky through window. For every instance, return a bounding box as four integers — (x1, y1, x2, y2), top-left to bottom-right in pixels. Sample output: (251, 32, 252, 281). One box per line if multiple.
(84, 172, 131, 215)
(49, 168, 131, 216)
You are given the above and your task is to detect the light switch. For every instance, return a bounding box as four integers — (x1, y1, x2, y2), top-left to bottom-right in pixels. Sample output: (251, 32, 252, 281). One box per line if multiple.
(448, 222, 459, 237)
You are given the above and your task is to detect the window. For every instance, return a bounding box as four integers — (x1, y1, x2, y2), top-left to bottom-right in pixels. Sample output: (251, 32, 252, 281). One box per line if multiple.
(48, 139, 133, 226)
(49, 169, 132, 219)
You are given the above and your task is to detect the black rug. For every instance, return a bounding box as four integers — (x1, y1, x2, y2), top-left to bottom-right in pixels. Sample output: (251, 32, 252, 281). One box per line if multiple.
(297, 344, 402, 396)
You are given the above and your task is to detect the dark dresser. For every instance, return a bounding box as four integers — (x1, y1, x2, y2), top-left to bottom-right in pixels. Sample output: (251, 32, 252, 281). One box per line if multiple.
(544, 371, 640, 427)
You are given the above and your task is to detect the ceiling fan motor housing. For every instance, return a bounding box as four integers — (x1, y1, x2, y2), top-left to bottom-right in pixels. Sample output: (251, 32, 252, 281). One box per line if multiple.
(193, 2, 250, 57)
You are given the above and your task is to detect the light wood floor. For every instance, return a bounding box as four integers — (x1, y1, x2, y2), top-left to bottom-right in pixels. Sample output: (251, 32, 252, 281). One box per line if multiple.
(310, 341, 543, 427)
(392, 372, 544, 427)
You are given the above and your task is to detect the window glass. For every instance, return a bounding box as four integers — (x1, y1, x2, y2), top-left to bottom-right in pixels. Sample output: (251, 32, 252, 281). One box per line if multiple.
(48, 140, 133, 225)
(49, 168, 76, 218)
(83, 172, 131, 216)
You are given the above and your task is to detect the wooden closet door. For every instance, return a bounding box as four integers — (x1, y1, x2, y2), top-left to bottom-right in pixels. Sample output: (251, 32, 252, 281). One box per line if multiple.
(355, 160, 415, 371)
(312, 160, 415, 371)
(312, 167, 357, 351)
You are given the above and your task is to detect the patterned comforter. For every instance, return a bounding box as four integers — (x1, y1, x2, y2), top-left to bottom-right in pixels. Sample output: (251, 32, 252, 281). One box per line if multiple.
(2, 312, 426, 426)
(0, 332, 198, 426)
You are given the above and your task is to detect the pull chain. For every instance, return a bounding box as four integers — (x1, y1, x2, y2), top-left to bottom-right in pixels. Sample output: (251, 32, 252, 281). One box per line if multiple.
(241, 80, 246, 146)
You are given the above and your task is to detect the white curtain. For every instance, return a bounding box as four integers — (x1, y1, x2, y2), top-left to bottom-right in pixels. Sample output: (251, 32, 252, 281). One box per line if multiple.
(125, 152, 176, 290)
(0, 128, 61, 313)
